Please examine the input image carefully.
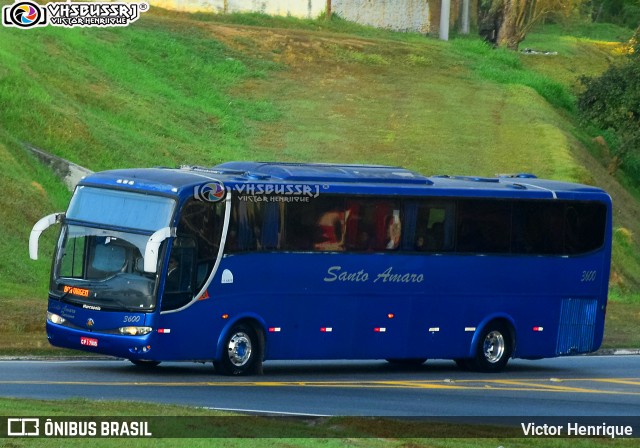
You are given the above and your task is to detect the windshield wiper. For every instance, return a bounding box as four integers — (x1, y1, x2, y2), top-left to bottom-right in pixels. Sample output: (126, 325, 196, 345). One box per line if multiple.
(101, 297, 144, 312)
(53, 290, 74, 304)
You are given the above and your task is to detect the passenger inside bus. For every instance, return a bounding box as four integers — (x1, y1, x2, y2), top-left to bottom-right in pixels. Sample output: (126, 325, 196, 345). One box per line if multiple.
(314, 208, 350, 251)
(415, 235, 426, 251)
(164, 256, 180, 291)
(385, 212, 401, 250)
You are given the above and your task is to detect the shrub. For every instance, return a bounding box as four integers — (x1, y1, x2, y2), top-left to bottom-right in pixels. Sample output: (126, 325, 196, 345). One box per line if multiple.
(578, 28, 640, 178)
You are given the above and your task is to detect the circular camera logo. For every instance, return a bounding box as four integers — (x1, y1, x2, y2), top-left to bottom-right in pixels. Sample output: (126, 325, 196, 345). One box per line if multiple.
(194, 181, 226, 202)
(8, 2, 43, 27)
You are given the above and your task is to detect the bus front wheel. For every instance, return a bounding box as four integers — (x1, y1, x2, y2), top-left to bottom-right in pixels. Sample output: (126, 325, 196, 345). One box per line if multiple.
(467, 323, 512, 373)
(214, 324, 261, 376)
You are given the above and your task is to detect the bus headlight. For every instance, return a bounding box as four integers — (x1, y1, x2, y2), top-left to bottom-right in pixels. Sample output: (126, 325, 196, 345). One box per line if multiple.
(118, 326, 153, 336)
(47, 312, 66, 325)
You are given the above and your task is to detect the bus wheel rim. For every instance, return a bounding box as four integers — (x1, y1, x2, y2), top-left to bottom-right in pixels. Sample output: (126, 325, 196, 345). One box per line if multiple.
(483, 331, 505, 363)
(228, 332, 252, 367)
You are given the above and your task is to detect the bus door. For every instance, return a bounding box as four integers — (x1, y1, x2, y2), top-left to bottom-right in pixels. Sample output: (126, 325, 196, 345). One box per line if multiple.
(156, 197, 225, 360)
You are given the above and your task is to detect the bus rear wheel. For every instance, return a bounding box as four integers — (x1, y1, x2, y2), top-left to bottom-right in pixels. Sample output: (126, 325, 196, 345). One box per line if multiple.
(467, 323, 512, 373)
(214, 324, 261, 376)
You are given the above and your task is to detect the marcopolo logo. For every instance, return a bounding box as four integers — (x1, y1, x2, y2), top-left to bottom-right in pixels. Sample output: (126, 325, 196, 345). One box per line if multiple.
(2, 0, 149, 29)
(194, 181, 226, 203)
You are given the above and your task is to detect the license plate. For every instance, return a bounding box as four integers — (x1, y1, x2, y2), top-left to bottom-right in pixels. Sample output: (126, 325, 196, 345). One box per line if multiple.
(80, 336, 98, 347)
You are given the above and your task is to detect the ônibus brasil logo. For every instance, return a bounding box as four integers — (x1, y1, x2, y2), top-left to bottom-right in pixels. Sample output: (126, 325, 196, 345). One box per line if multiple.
(194, 181, 226, 203)
(2, 0, 149, 29)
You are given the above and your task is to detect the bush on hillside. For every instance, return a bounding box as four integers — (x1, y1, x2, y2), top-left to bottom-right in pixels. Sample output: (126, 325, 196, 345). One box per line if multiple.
(578, 27, 640, 179)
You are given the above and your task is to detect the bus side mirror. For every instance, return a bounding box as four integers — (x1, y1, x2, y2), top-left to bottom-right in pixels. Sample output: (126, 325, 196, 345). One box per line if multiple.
(144, 227, 176, 273)
(29, 213, 64, 260)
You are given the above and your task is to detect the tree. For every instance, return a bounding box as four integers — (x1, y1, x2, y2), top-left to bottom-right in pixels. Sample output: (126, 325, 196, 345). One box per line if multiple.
(592, 0, 640, 27)
(578, 28, 640, 176)
(486, 0, 584, 50)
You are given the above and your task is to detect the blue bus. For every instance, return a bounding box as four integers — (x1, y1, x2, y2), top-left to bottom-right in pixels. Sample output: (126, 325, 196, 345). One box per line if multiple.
(30, 162, 612, 374)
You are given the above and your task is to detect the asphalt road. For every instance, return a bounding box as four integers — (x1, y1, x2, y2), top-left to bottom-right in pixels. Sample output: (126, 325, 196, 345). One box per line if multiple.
(0, 356, 639, 416)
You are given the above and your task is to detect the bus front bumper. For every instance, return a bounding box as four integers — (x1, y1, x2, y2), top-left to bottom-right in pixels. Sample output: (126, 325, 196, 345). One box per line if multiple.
(46, 321, 156, 360)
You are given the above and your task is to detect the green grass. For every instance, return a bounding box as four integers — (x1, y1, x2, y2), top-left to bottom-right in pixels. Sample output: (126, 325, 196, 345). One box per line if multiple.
(1, 8, 640, 353)
(526, 22, 635, 43)
(517, 23, 631, 92)
(1, 12, 640, 447)
(0, 13, 278, 298)
(0, 22, 278, 172)
(449, 37, 576, 111)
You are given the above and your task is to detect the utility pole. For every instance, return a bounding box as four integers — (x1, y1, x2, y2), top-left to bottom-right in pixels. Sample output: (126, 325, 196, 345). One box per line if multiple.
(460, 0, 470, 34)
(326, 0, 332, 19)
(439, 0, 451, 41)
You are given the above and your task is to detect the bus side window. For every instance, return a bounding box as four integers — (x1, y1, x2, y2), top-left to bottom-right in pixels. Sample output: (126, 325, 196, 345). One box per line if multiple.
(343, 199, 401, 252)
(261, 202, 281, 250)
(278, 197, 403, 253)
(457, 200, 511, 253)
(229, 200, 282, 252)
(229, 200, 259, 252)
(511, 201, 606, 256)
(314, 205, 347, 251)
(279, 196, 346, 251)
(414, 202, 455, 253)
(512, 202, 563, 255)
(165, 237, 196, 293)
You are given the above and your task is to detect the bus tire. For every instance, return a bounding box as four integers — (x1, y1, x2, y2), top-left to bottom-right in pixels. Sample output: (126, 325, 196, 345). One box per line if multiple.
(130, 360, 160, 368)
(214, 324, 261, 376)
(386, 358, 427, 366)
(468, 323, 512, 373)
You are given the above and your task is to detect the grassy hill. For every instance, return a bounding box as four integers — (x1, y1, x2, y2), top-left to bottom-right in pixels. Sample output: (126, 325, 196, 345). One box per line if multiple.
(0, 7, 639, 352)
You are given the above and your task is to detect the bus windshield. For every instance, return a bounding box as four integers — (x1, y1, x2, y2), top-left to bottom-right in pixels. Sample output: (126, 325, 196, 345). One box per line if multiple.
(52, 225, 160, 311)
(51, 187, 177, 311)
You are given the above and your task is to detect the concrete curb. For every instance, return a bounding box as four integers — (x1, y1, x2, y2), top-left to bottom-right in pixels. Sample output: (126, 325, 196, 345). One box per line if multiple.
(2, 350, 640, 362)
(23, 142, 93, 191)
(0, 356, 118, 361)
(592, 348, 640, 356)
